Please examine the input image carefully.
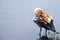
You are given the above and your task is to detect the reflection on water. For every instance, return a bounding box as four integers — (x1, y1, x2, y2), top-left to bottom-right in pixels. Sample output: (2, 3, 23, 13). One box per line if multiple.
(36, 30, 60, 40)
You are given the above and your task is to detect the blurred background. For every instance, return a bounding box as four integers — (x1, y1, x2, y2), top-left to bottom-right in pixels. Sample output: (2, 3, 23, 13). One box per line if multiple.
(0, 0, 60, 40)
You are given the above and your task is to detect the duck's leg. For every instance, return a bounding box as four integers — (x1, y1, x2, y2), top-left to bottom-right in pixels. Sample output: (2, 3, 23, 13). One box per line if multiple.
(45, 29, 47, 37)
(39, 27, 42, 38)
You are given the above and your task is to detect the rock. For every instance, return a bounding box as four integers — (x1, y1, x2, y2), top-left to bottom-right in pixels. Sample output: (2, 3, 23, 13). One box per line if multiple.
(36, 35, 52, 40)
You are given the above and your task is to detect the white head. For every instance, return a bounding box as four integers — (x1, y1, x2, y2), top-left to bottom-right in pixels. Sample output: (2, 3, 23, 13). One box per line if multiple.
(34, 8, 43, 17)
